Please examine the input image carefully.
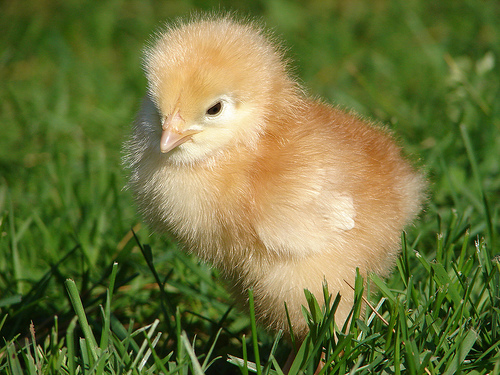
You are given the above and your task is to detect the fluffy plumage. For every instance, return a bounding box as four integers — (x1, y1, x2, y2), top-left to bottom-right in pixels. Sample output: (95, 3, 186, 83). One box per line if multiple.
(124, 15, 425, 340)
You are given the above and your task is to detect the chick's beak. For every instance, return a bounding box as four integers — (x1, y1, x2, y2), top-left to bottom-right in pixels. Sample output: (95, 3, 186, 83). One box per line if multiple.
(160, 109, 201, 154)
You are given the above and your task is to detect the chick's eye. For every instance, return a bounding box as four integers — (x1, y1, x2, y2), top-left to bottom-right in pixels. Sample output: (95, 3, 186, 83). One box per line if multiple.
(206, 101, 223, 116)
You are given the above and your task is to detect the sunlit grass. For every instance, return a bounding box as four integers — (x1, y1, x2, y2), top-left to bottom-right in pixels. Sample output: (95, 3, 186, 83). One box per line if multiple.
(1, 0, 499, 373)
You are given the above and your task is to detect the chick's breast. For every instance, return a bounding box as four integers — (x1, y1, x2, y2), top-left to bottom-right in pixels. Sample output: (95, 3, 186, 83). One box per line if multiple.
(124, 15, 425, 340)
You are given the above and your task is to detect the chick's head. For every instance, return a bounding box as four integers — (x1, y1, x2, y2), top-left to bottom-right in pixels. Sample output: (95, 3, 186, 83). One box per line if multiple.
(143, 17, 297, 164)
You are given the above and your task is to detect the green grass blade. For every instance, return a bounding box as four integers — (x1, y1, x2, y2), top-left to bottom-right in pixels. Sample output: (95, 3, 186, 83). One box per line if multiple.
(6, 341, 24, 375)
(181, 331, 204, 375)
(442, 329, 478, 375)
(65, 278, 98, 361)
(66, 316, 78, 375)
(248, 288, 262, 375)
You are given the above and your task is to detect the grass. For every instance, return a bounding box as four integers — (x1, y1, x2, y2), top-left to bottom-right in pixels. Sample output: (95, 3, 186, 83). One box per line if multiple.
(1, 0, 499, 373)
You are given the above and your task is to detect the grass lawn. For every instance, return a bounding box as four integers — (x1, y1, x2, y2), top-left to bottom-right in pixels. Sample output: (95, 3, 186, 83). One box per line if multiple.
(1, 0, 499, 373)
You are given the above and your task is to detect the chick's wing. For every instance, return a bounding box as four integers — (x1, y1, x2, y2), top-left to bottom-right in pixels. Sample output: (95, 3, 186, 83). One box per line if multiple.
(251, 149, 356, 258)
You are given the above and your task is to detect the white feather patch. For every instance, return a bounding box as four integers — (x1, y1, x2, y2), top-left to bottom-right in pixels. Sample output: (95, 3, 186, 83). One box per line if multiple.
(255, 187, 356, 257)
(324, 192, 356, 231)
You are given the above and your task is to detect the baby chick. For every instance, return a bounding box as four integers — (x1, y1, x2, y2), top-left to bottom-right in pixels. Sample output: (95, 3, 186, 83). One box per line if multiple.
(124, 15, 425, 341)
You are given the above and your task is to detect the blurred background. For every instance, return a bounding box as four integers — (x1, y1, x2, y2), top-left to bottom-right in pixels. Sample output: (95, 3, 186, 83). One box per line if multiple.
(1, 0, 499, 372)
